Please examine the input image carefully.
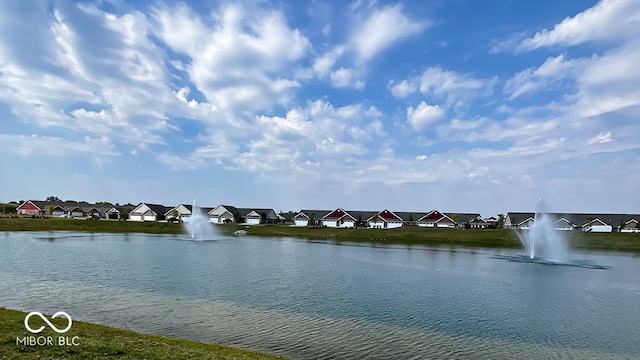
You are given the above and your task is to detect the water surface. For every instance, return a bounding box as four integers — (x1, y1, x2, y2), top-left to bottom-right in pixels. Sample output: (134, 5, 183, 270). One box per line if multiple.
(1, 231, 639, 359)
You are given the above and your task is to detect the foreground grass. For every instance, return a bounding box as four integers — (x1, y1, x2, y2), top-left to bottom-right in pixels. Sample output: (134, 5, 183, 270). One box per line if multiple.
(0, 308, 286, 360)
(0, 217, 184, 234)
(1, 217, 639, 253)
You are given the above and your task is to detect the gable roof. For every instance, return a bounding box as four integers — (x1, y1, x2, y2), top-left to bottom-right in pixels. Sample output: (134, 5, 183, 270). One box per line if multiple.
(367, 209, 403, 222)
(322, 208, 357, 221)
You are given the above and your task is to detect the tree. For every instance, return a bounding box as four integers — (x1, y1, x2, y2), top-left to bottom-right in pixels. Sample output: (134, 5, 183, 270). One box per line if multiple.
(48, 206, 54, 216)
(46, 196, 62, 202)
(408, 214, 414, 222)
(233, 211, 241, 224)
(497, 214, 505, 229)
(172, 210, 179, 219)
(451, 213, 459, 223)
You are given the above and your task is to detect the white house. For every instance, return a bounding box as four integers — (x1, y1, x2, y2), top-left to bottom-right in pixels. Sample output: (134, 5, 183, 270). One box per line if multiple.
(322, 208, 356, 228)
(620, 219, 640, 233)
(129, 203, 169, 222)
(553, 218, 574, 231)
(244, 210, 262, 225)
(165, 204, 192, 222)
(367, 209, 403, 229)
(292, 212, 310, 226)
(417, 211, 456, 228)
(582, 218, 612, 233)
(208, 205, 236, 224)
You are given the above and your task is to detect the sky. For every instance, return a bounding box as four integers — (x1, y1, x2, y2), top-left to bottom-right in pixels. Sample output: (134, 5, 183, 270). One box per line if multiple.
(1, 0, 639, 216)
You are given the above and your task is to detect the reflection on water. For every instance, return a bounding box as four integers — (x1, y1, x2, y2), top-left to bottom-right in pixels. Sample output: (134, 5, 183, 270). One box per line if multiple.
(1, 231, 639, 359)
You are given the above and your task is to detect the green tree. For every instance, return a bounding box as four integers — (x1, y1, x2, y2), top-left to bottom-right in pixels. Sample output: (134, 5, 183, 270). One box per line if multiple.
(497, 214, 505, 229)
(233, 211, 241, 224)
(48, 206, 54, 216)
(451, 213, 459, 223)
(46, 196, 62, 202)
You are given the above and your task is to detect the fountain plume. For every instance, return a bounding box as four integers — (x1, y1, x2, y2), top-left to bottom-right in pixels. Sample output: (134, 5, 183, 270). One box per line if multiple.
(516, 197, 568, 262)
(184, 199, 217, 240)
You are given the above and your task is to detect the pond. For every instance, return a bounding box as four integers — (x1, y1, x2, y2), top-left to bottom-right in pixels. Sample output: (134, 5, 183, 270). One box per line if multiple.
(1, 231, 639, 359)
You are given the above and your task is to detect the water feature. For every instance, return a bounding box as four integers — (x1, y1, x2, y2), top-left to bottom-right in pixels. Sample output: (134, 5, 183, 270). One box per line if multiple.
(0, 232, 638, 359)
(183, 199, 217, 240)
(517, 197, 568, 262)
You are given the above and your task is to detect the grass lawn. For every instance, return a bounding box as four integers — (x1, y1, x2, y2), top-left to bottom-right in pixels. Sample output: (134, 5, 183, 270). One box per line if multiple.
(1, 217, 639, 253)
(0, 308, 287, 360)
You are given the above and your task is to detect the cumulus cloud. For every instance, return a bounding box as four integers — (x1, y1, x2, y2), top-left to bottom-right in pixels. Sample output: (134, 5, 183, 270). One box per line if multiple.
(349, 3, 428, 63)
(312, 3, 428, 88)
(407, 102, 445, 131)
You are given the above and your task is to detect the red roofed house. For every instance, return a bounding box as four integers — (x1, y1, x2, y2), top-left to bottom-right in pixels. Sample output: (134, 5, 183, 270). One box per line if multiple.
(417, 210, 456, 228)
(322, 208, 357, 228)
(367, 209, 404, 229)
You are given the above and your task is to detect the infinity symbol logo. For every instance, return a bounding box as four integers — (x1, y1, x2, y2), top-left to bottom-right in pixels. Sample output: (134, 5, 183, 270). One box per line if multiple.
(24, 311, 73, 334)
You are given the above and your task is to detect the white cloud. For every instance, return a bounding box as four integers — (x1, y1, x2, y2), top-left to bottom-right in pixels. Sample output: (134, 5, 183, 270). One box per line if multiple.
(504, 55, 585, 99)
(406, 102, 445, 131)
(390, 67, 495, 108)
(517, 0, 640, 52)
(587, 131, 613, 145)
(312, 3, 428, 88)
(350, 4, 428, 62)
(152, 2, 311, 115)
(0, 134, 118, 157)
(388, 79, 417, 98)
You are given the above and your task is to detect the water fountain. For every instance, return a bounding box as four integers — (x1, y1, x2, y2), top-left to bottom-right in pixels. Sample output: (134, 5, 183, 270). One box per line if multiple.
(516, 197, 568, 262)
(494, 197, 609, 269)
(183, 199, 217, 240)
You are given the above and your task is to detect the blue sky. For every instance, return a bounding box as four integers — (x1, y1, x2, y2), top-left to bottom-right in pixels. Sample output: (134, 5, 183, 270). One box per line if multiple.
(1, 0, 639, 216)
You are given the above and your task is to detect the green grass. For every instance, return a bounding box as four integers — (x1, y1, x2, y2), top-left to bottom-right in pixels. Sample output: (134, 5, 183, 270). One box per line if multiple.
(0, 217, 184, 234)
(1, 217, 639, 253)
(0, 308, 287, 360)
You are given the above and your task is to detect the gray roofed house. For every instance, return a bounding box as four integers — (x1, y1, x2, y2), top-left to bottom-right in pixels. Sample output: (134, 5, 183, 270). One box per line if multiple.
(128, 203, 170, 222)
(504, 212, 640, 232)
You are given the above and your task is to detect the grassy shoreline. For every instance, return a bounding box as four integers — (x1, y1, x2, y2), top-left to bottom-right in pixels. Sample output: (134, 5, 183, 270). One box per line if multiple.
(0, 307, 287, 360)
(1, 217, 639, 253)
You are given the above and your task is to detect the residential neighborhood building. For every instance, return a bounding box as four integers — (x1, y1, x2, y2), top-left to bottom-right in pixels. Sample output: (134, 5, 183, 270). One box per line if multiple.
(128, 203, 170, 222)
(504, 212, 640, 232)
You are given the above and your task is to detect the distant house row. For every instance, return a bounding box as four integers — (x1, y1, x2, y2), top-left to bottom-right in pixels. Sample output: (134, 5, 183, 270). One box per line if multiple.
(15, 200, 493, 229)
(15, 200, 640, 233)
(291, 208, 494, 229)
(504, 212, 640, 233)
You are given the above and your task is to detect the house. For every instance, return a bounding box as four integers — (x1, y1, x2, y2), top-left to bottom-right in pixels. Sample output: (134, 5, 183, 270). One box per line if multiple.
(164, 204, 193, 222)
(504, 212, 536, 230)
(582, 218, 612, 233)
(504, 212, 640, 232)
(417, 210, 456, 228)
(128, 203, 170, 222)
(16, 200, 58, 216)
(322, 208, 357, 228)
(468, 216, 489, 229)
(367, 209, 403, 229)
(237, 208, 279, 224)
(620, 219, 640, 233)
(16, 200, 115, 218)
(208, 205, 238, 224)
(451, 213, 485, 228)
(553, 218, 574, 231)
(293, 210, 329, 226)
